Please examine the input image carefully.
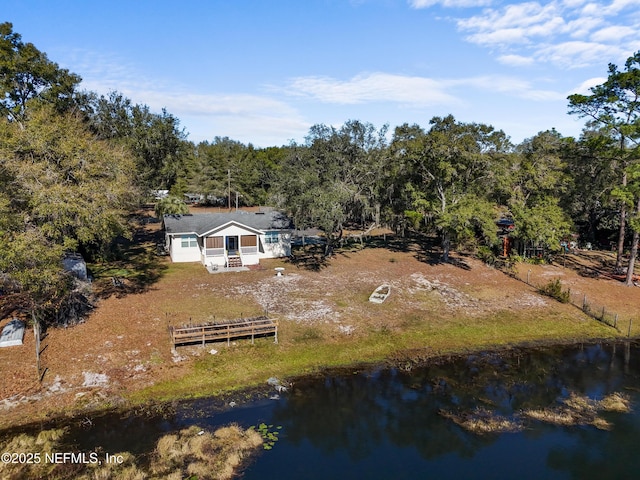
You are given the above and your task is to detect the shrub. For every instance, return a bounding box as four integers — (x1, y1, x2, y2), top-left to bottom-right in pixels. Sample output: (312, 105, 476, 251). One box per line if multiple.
(538, 279, 570, 303)
(476, 246, 497, 266)
(508, 254, 524, 264)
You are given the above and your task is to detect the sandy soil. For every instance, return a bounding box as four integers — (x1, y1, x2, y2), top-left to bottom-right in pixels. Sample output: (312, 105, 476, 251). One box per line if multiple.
(1, 217, 638, 429)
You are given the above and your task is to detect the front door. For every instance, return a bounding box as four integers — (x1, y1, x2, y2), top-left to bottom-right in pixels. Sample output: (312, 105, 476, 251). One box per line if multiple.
(226, 236, 238, 255)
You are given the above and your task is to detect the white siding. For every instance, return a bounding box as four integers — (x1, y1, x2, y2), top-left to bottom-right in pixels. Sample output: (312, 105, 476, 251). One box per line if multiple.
(259, 231, 291, 259)
(169, 234, 201, 262)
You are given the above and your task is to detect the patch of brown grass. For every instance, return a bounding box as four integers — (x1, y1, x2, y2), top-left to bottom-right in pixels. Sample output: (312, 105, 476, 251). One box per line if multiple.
(562, 392, 598, 413)
(0, 424, 262, 480)
(523, 408, 584, 426)
(0, 428, 66, 479)
(442, 390, 633, 435)
(86, 453, 144, 480)
(440, 407, 522, 434)
(522, 391, 632, 430)
(151, 424, 262, 480)
(598, 392, 632, 413)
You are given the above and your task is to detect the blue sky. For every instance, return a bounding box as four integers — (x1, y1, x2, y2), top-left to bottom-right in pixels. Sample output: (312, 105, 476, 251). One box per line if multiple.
(5, 0, 640, 147)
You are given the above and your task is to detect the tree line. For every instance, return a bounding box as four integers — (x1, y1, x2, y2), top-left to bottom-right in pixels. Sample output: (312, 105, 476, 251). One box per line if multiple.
(1, 22, 639, 328)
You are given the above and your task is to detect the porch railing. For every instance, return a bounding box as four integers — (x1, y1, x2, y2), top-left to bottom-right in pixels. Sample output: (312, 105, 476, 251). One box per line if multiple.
(240, 246, 258, 255)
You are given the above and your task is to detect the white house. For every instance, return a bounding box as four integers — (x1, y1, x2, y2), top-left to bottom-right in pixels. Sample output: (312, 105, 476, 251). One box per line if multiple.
(163, 209, 293, 268)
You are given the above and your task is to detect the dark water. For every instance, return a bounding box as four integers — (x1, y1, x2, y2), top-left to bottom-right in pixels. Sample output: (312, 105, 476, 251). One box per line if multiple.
(54, 342, 640, 479)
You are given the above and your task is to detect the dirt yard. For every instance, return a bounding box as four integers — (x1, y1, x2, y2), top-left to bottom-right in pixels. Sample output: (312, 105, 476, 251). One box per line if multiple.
(1, 215, 639, 430)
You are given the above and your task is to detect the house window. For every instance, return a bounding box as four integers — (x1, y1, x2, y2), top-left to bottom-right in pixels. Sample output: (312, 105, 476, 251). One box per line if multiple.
(181, 235, 198, 248)
(265, 231, 279, 244)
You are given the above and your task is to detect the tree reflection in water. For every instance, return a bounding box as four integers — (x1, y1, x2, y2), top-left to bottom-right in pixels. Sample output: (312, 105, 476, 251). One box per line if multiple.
(38, 341, 640, 480)
(252, 342, 640, 479)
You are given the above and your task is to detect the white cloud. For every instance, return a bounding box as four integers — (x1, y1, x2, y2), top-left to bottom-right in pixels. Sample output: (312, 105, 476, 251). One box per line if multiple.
(182, 111, 310, 147)
(136, 91, 296, 117)
(561, 0, 588, 7)
(273, 70, 566, 114)
(454, 75, 565, 100)
(565, 16, 604, 38)
(498, 54, 536, 66)
(590, 25, 636, 42)
(466, 27, 531, 46)
(409, 0, 493, 7)
(458, 2, 567, 46)
(67, 49, 172, 96)
(567, 76, 607, 95)
(601, 0, 640, 15)
(284, 72, 459, 106)
(536, 41, 626, 67)
(289, 71, 566, 105)
(69, 49, 311, 146)
(124, 91, 310, 146)
(452, 0, 640, 68)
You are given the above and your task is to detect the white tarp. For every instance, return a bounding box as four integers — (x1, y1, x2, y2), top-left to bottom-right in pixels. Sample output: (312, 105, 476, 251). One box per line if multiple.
(62, 253, 87, 281)
(0, 319, 25, 347)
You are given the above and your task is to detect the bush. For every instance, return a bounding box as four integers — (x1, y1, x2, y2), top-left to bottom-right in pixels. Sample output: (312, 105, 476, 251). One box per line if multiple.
(508, 254, 524, 264)
(538, 279, 570, 303)
(476, 246, 497, 266)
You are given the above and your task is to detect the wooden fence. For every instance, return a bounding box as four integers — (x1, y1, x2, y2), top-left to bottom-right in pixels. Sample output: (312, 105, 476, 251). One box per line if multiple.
(170, 315, 278, 349)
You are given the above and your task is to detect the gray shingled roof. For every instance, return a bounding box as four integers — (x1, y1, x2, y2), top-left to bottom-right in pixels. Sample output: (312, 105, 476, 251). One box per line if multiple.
(164, 210, 293, 236)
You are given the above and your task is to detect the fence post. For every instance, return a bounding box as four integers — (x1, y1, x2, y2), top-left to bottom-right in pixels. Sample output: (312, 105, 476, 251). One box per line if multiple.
(601, 306, 606, 321)
(614, 314, 618, 330)
(628, 319, 633, 338)
(34, 316, 41, 381)
(582, 295, 587, 311)
(527, 269, 531, 285)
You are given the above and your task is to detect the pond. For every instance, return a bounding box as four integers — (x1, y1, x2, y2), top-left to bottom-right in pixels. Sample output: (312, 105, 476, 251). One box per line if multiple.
(27, 341, 640, 478)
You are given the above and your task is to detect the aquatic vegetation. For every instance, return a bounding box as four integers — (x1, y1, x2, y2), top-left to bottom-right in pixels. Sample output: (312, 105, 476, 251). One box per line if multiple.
(0, 428, 68, 479)
(598, 392, 632, 413)
(249, 422, 282, 450)
(0, 424, 262, 480)
(441, 391, 633, 435)
(151, 424, 263, 479)
(522, 392, 632, 430)
(440, 408, 523, 434)
(523, 407, 585, 426)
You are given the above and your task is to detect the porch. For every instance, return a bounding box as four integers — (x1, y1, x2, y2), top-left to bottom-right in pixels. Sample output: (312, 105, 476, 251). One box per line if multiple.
(203, 234, 259, 268)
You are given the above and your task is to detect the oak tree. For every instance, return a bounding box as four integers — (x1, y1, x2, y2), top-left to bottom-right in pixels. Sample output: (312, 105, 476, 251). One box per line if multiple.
(0, 22, 81, 122)
(0, 104, 138, 323)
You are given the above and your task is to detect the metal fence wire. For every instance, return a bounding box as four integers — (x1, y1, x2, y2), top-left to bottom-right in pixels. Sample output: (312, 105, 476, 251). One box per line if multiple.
(518, 270, 633, 336)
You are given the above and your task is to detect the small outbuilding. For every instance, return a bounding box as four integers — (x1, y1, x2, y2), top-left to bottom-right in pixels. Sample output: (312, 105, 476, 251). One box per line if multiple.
(0, 318, 25, 347)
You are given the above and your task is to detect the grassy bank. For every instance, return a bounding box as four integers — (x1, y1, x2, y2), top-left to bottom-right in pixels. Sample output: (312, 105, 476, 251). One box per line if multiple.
(127, 247, 625, 405)
(130, 306, 616, 404)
